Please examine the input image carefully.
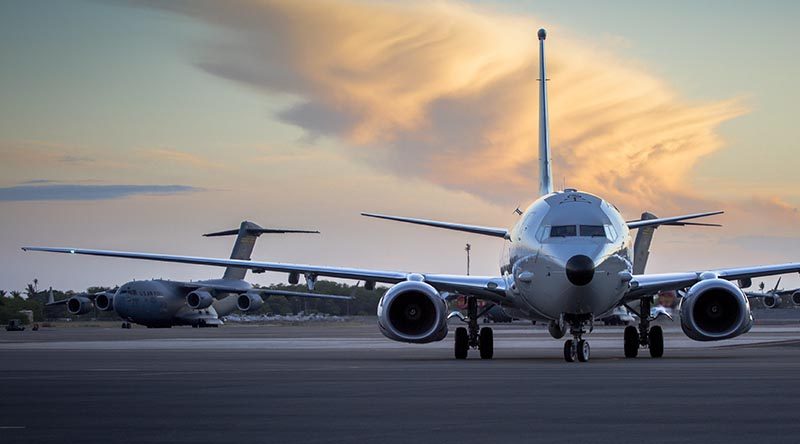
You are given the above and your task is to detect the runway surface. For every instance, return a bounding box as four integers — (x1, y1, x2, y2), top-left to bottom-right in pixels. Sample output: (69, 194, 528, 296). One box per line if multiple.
(2, 319, 800, 444)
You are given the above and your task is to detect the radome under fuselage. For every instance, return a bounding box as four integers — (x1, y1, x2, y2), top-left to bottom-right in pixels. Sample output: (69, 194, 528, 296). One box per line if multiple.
(501, 189, 632, 321)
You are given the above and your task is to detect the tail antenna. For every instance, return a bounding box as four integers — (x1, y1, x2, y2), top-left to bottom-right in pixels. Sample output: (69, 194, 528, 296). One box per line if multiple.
(537, 28, 553, 197)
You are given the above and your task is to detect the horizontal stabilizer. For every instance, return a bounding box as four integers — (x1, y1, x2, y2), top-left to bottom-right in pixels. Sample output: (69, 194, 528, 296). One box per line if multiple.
(627, 211, 723, 229)
(203, 228, 319, 237)
(361, 213, 508, 239)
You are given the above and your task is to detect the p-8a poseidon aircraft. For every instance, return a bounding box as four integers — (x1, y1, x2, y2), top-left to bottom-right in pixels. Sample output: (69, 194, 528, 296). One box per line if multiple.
(25, 29, 800, 362)
(44, 221, 350, 328)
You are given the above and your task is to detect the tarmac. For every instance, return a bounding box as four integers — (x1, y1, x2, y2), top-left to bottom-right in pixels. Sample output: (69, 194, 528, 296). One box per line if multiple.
(2, 315, 800, 444)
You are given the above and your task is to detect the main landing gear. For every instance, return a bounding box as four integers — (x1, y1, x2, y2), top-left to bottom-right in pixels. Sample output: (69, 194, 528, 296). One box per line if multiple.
(623, 297, 664, 358)
(563, 315, 592, 362)
(121, 322, 132, 329)
(454, 297, 494, 360)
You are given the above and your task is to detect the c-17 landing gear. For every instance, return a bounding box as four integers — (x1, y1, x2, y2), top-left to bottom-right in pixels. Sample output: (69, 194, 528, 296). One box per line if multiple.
(623, 298, 664, 358)
(121, 322, 132, 329)
(563, 315, 592, 362)
(453, 297, 494, 360)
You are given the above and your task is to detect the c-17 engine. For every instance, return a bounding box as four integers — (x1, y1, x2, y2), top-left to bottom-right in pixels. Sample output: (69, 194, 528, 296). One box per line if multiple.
(377, 280, 448, 344)
(67, 296, 93, 315)
(680, 278, 753, 341)
(236, 291, 264, 312)
(186, 289, 214, 309)
(95, 293, 114, 311)
(792, 291, 800, 307)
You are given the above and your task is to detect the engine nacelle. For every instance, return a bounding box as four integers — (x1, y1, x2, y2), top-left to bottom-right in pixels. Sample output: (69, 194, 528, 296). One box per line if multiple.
(237, 291, 264, 312)
(763, 294, 781, 309)
(67, 296, 93, 315)
(186, 289, 214, 310)
(680, 278, 753, 341)
(95, 293, 114, 311)
(548, 320, 566, 339)
(792, 291, 800, 307)
(377, 280, 448, 344)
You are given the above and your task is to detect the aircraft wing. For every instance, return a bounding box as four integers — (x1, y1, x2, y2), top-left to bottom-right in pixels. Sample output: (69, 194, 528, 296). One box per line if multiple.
(626, 263, 800, 300)
(175, 281, 354, 301)
(45, 289, 115, 306)
(22, 247, 508, 303)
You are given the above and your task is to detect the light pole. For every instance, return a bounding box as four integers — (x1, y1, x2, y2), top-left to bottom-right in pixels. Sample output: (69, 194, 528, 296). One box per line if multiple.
(465, 243, 471, 276)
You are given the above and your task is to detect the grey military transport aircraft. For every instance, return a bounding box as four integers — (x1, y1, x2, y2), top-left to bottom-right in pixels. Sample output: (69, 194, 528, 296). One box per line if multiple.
(745, 278, 800, 309)
(25, 29, 800, 362)
(44, 221, 351, 328)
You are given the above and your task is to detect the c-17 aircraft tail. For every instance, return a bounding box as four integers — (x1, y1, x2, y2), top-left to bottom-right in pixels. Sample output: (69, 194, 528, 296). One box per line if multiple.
(203, 221, 319, 281)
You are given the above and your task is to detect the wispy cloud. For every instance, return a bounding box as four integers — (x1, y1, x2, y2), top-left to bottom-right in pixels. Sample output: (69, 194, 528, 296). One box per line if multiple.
(0, 184, 201, 201)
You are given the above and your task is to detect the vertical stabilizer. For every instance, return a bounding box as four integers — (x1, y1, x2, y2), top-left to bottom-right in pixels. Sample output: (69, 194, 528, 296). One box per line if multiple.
(537, 28, 553, 196)
(203, 221, 319, 281)
(633, 212, 659, 275)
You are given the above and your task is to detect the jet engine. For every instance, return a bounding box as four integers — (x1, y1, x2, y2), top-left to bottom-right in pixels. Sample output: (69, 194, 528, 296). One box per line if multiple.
(95, 293, 114, 311)
(186, 289, 214, 310)
(236, 291, 264, 312)
(377, 280, 448, 344)
(792, 291, 800, 307)
(67, 296, 93, 315)
(680, 278, 753, 341)
(763, 294, 781, 309)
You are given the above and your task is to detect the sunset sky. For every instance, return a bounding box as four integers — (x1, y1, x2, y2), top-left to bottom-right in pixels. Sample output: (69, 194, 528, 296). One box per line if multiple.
(1, 0, 799, 292)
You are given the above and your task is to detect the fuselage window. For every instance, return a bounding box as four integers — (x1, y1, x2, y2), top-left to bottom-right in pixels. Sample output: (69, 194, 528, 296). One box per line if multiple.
(579, 225, 606, 237)
(550, 225, 577, 237)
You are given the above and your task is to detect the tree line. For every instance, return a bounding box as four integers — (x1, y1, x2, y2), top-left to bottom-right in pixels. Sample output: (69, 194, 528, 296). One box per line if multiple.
(0, 280, 387, 324)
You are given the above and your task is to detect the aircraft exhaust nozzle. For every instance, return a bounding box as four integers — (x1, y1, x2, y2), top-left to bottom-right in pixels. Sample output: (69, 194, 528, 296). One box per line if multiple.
(566, 255, 594, 286)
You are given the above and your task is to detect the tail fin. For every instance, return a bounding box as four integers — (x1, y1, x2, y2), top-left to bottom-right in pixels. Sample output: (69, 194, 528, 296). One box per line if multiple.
(537, 28, 553, 197)
(203, 221, 319, 281)
(633, 212, 659, 275)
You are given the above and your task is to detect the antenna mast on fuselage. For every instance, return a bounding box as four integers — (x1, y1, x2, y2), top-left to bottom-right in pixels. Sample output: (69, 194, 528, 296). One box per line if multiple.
(537, 28, 553, 197)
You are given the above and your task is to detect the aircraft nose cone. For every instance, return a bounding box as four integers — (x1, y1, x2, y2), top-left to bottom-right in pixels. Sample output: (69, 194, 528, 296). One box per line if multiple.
(566, 255, 595, 286)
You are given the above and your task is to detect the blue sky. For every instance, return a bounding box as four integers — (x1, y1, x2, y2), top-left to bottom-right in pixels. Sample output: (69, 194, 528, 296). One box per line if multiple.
(1, 0, 798, 291)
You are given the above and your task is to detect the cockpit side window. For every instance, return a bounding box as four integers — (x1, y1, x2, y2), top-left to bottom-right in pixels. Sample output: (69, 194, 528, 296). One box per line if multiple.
(579, 225, 605, 237)
(550, 225, 577, 237)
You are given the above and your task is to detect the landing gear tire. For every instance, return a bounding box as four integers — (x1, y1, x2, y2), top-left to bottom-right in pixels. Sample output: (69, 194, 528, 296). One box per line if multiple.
(563, 339, 577, 362)
(648, 325, 664, 358)
(624, 326, 639, 358)
(577, 339, 590, 362)
(455, 327, 469, 359)
(479, 327, 494, 360)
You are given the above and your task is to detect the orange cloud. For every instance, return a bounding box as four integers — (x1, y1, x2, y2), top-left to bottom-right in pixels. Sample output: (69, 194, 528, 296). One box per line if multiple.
(144, 0, 749, 211)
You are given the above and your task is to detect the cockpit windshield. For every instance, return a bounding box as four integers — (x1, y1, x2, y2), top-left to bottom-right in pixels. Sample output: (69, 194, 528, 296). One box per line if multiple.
(550, 225, 577, 237)
(538, 224, 618, 241)
(579, 225, 605, 237)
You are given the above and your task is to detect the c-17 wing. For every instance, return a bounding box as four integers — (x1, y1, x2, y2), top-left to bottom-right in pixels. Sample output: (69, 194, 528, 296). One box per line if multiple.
(22, 247, 509, 304)
(625, 262, 800, 300)
(175, 281, 354, 301)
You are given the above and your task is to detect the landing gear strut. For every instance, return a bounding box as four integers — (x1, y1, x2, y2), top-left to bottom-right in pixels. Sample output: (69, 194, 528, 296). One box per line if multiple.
(121, 322, 132, 329)
(623, 297, 664, 358)
(454, 297, 494, 360)
(563, 315, 592, 363)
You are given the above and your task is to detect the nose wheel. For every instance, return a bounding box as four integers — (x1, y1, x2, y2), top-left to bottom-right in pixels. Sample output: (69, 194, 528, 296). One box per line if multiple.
(623, 298, 664, 358)
(563, 315, 593, 362)
(453, 297, 494, 360)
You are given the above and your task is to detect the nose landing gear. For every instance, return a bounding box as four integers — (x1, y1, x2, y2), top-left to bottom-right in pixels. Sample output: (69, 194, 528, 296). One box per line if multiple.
(563, 315, 593, 362)
(453, 297, 494, 360)
(623, 297, 664, 358)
